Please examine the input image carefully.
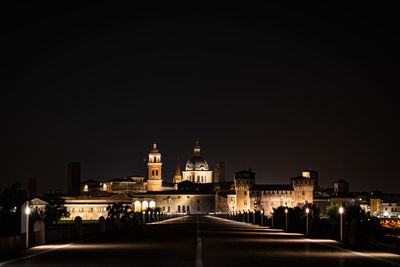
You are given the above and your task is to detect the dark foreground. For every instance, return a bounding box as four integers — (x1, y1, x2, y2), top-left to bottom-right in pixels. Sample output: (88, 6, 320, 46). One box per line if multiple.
(1, 215, 400, 266)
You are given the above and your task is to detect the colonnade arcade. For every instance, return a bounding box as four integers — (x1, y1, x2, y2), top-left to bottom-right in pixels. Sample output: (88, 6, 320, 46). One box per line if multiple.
(134, 200, 156, 212)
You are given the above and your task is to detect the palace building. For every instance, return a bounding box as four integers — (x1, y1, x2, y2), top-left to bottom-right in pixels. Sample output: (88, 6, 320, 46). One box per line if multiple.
(30, 141, 314, 220)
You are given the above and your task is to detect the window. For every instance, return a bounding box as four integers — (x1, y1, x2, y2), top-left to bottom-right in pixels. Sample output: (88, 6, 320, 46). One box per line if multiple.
(152, 170, 155, 175)
(187, 205, 190, 213)
(178, 206, 181, 212)
(154, 157, 156, 162)
(156, 170, 158, 175)
(168, 206, 170, 212)
(244, 191, 247, 196)
(182, 206, 185, 212)
(197, 205, 200, 211)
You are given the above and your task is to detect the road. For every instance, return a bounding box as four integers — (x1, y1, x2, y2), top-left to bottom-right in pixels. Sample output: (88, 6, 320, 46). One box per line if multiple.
(1, 215, 400, 266)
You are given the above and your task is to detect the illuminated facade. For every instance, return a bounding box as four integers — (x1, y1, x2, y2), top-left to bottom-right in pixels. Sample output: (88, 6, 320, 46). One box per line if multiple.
(234, 169, 314, 215)
(181, 141, 213, 184)
(29, 142, 315, 220)
(147, 143, 163, 192)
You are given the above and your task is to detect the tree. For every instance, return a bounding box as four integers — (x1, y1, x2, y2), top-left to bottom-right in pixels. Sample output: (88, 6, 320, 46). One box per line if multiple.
(107, 203, 132, 222)
(43, 198, 70, 225)
(326, 203, 339, 221)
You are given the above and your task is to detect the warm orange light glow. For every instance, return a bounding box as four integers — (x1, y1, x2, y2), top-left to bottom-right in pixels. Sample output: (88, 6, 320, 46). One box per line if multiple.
(305, 208, 310, 214)
(339, 207, 344, 214)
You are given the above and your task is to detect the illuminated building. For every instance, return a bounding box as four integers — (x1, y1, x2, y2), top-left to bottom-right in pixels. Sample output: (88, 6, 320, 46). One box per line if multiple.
(30, 142, 315, 220)
(181, 141, 213, 183)
(147, 143, 163, 192)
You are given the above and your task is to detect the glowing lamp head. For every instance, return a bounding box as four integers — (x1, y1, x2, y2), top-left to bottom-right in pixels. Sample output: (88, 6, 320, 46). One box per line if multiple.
(339, 207, 344, 214)
(285, 208, 288, 214)
(271, 209, 274, 214)
(25, 206, 31, 215)
(261, 210, 264, 214)
(305, 208, 310, 214)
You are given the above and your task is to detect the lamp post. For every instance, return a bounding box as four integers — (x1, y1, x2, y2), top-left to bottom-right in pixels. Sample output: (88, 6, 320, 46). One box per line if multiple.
(271, 209, 274, 228)
(25, 204, 30, 248)
(339, 207, 344, 242)
(261, 209, 264, 226)
(285, 208, 288, 231)
(305, 207, 310, 236)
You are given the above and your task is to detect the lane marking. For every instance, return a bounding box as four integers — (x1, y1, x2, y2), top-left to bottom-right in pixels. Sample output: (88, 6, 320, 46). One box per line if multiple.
(146, 215, 189, 224)
(195, 216, 203, 267)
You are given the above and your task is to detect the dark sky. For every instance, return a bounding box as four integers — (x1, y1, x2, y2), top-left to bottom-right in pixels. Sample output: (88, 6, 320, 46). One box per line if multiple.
(1, 3, 399, 194)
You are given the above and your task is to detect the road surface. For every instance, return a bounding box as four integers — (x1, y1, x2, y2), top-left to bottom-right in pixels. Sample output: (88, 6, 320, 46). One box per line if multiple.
(1, 215, 400, 266)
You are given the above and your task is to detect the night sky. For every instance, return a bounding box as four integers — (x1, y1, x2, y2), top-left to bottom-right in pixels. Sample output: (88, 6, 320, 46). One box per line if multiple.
(1, 3, 399, 194)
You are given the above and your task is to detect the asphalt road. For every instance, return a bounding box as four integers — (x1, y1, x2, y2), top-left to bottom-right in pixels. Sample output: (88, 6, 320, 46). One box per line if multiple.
(1, 215, 400, 266)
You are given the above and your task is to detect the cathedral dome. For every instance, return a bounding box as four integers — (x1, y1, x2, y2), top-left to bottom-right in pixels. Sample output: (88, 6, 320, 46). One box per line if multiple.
(185, 156, 209, 171)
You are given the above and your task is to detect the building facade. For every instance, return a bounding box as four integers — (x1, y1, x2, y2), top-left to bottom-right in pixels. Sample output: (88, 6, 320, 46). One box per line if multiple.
(31, 142, 315, 221)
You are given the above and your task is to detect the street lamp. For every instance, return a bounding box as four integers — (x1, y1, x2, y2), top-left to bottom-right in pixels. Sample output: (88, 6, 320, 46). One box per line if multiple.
(305, 207, 310, 236)
(271, 209, 274, 228)
(25, 204, 31, 248)
(261, 209, 264, 226)
(285, 208, 288, 231)
(339, 207, 344, 242)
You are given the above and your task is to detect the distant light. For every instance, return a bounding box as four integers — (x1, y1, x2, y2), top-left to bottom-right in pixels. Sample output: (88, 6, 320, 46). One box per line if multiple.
(25, 206, 31, 215)
(384, 211, 389, 217)
(271, 209, 274, 214)
(305, 208, 310, 214)
(285, 208, 288, 214)
(339, 207, 344, 214)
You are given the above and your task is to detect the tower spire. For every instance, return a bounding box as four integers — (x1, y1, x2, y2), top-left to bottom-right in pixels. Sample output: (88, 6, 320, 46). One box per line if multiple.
(173, 157, 182, 184)
(194, 140, 200, 156)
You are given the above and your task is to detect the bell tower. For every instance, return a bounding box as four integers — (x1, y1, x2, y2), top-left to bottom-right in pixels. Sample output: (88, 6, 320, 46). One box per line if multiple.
(147, 142, 162, 191)
(173, 158, 182, 184)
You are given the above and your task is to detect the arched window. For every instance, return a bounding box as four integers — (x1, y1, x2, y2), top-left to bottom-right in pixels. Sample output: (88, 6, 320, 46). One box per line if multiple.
(156, 170, 158, 176)
(152, 170, 155, 176)
(134, 201, 140, 212)
(154, 156, 156, 162)
(244, 191, 247, 196)
(142, 201, 149, 210)
(149, 200, 156, 209)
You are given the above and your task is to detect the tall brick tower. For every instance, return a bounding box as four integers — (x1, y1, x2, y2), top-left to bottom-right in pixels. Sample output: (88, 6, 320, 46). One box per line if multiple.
(213, 162, 225, 183)
(291, 176, 314, 206)
(234, 169, 255, 211)
(67, 162, 81, 196)
(147, 142, 162, 191)
(173, 158, 182, 184)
